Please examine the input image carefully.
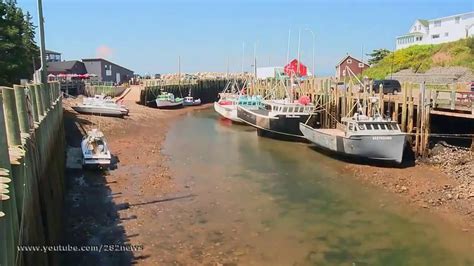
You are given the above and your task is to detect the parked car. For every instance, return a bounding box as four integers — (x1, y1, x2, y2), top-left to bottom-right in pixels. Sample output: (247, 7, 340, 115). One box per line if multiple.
(372, 79, 401, 94)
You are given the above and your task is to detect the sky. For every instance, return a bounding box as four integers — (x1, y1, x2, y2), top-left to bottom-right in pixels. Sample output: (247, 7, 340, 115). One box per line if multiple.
(17, 0, 474, 76)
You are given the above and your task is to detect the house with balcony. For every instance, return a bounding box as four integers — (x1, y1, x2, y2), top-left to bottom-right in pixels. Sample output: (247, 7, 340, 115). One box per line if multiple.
(396, 11, 474, 50)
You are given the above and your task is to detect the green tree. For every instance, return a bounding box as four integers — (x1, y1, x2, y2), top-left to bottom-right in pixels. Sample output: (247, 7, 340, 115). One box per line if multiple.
(0, 0, 39, 86)
(366, 48, 391, 66)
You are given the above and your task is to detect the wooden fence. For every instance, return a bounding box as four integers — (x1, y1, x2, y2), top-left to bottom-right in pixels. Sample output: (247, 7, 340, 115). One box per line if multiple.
(0, 82, 65, 266)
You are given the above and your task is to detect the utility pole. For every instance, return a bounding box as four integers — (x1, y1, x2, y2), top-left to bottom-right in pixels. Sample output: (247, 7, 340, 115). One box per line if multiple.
(253, 42, 257, 79)
(37, 0, 47, 83)
(297, 28, 301, 76)
(241, 42, 245, 74)
(305, 28, 315, 76)
(286, 29, 291, 64)
(226, 56, 229, 79)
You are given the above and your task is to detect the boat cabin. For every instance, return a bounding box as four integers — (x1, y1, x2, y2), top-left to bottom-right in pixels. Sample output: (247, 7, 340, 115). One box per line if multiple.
(340, 117, 401, 136)
(265, 101, 315, 115)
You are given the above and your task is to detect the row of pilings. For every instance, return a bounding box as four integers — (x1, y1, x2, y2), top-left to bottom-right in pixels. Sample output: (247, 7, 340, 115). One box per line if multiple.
(139, 79, 229, 105)
(0, 82, 65, 266)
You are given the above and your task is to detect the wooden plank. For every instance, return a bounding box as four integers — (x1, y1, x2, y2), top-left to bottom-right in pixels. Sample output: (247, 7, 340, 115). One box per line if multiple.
(430, 110, 474, 119)
(401, 82, 408, 132)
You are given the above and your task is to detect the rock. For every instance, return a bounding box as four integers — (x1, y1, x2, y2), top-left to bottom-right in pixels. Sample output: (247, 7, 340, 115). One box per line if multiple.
(446, 193, 453, 200)
(400, 186, 408, 192)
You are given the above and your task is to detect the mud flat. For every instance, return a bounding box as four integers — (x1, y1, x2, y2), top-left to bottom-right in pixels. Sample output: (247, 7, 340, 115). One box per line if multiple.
(61, 86, 473, 265)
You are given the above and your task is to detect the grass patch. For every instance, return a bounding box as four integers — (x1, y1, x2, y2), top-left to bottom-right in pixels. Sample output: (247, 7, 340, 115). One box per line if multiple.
(364, 38, 474, 79)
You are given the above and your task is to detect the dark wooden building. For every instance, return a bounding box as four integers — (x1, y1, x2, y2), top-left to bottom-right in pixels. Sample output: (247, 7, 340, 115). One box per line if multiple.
(335, 55, 369, 79)
(82, 58, 134, 84)
(47, 60, 87, 75)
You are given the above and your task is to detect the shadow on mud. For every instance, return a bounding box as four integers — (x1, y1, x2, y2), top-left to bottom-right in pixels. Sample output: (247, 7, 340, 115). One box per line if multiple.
(61, 110, 146, 265)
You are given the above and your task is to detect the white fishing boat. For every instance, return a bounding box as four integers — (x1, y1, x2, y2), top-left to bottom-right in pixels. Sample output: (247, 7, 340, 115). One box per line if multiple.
(183, 96, 202, 106)
(155, 92, 184, 109)
(213, 79, 262, 122)
(299, 98, 407, 163)
(81, 129, 112, 168)
(183, 88, 202, 106)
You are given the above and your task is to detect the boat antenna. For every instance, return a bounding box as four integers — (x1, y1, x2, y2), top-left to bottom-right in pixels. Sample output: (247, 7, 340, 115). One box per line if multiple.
(178, 56, 183, 98)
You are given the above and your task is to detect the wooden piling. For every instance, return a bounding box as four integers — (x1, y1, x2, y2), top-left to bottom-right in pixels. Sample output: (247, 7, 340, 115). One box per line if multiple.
(401, 83, 408, 132)
(1, 87, 22, 146)
(13, 85, 29, 134)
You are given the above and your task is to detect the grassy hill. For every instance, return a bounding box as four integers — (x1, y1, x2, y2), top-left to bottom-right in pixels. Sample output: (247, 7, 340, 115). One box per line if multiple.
(363, 37, 474, 79)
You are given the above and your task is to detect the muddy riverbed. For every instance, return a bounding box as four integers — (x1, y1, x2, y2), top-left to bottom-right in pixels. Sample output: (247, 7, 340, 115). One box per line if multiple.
(62, 88, 474, 265)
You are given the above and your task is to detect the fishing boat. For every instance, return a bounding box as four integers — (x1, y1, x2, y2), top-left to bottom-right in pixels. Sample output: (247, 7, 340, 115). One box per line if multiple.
(214, 95, 263, 122)
(155, 92, 184, 109)
(81, 129, 112, 168)
(183, 88, 202, 106)
(183, 96, 202, 106)
(213, 79, 263, 122)
(299, 98, 407, 163)
(237, 97, 317, 140)
(72, 95, 129, 117)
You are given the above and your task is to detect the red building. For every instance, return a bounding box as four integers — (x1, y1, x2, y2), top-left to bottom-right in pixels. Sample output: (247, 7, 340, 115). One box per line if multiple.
(335, 55, 369, 79)
(284, 59, 308, 77)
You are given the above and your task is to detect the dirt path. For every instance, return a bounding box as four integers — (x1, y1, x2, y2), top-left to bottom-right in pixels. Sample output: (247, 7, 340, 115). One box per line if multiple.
(62, 86, 473, 265)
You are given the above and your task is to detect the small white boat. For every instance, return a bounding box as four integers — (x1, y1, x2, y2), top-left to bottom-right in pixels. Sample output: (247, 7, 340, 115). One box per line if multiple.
(183, 96, 202, 106)
(81, 129, 112, 168)
(73, 95, 129, 117)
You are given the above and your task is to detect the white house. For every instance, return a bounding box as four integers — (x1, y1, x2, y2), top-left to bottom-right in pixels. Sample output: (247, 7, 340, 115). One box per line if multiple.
(256, 67, 285, 79)
(396, 11, 474, 50)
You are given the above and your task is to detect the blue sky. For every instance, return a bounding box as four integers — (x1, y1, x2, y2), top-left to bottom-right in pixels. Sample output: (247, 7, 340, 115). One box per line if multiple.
(17, 0, 474, 76)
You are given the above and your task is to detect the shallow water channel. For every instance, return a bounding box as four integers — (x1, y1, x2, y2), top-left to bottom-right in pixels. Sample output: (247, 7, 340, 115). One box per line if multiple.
(163, 109, 474, 265)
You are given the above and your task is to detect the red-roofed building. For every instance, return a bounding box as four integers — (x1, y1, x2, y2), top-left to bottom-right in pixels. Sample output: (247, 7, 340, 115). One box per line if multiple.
(284, 59, 308, 77)
(335, 55, 369, 79)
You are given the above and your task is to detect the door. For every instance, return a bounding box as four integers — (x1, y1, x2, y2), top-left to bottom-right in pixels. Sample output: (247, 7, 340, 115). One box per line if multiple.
(116, 73, 121, 84)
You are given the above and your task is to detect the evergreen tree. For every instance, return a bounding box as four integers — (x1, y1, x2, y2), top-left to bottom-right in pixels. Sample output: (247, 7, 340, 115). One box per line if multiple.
(0, 0, 39, 86)
(366, 49, 391, 66)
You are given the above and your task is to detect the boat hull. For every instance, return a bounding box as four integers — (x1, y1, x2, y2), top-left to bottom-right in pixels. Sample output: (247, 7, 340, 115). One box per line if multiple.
(155, 100, 184, 109)
(214, 102, 241, 122)
(299, 123, 406, 163)
(72, 106, 126, 117)
(237, 106, 312, 141)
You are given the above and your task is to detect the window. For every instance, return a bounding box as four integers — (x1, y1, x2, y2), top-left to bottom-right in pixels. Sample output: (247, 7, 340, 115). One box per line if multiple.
(434, 20, 441, 27)
(416, 36, 422, 41)
(455, 16, 460, 24)
(347, 59, 352, 64)
(358, 62, 364, 68)
(342, 69, 346, 76)
(348, 123, 354, 131)
(444, 32, 449, 37)
(432, 34, 440, 39)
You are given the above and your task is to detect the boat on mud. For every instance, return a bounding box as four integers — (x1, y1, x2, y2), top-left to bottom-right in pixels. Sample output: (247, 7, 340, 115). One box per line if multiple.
(81, 129, 112, 168)
(183, 96, 202, 106)
(183, 88, 202, 106)
(214, 94, 263, 122)
(72, 95, 129, 117)
(299, 98, 407, 163)
(237, 98, 317, 140)
(155, 92, 184, 109)
(213, 79, 263, 122)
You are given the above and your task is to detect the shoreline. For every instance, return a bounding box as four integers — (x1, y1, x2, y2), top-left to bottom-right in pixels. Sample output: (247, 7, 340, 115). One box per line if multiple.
(62, 87, 473, 264)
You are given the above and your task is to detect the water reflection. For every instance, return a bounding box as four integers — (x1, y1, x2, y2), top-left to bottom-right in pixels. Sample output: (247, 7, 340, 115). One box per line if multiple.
(163, 109, 474, 266)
